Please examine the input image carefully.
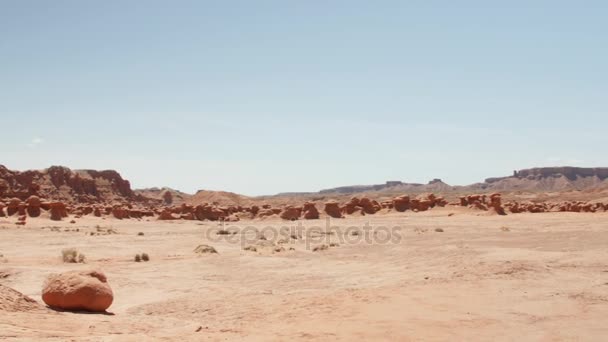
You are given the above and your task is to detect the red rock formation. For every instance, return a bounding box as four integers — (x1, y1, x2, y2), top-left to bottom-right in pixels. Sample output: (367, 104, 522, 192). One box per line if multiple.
(257, 208, 277, 218)
(302, 202, 320, 219)
(49, 202, 67, 221)
(158, 209, 178, 220)
(7, 198, 21, 216)
(42, 270, 113, 312)
(459, 196, 468, 206)
(280, 206, 302, 220)
(112, 207, 130, 220)
(194, 204, 226, 221)
(470, 200, 488, 211)
(489, 193, 506, 215)
(359, 197, 380, 214)
(392, 195, 410, 212)
(344, 197, 360, 215)
(0, 165, 137, 204)
(324, 201, 343, 218)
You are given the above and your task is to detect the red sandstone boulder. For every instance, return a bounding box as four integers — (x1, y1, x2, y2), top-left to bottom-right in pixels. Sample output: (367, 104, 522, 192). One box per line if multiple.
(344, 198, 359, 215)
(256, 208, 277, 218)
(459, 196, 468, 206)
(194, 204, 226, 221)
(49, 202, 68, 221)
(434, 196, 448, 207)
(380, 200, 393, 209)
(416, 199, 432, 212)
(489, 193, 506, 215)
(25, 195, 42, 217)
(158, 209, 178, 220)
(470, 200, 488, 211)
(359, 197, 380, 214)
(280, 206, 302, 220)
(324, 201, 343, 218)
(302, 202, 320, 219)
(392, 195, 410, 212)
(42, 270, 113, 312)
(112, 207, 130, 220)
(7, 198, 21, 216)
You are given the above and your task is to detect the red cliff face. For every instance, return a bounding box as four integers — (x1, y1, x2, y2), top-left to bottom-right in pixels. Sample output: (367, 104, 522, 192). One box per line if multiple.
(0, 165, 135, 203)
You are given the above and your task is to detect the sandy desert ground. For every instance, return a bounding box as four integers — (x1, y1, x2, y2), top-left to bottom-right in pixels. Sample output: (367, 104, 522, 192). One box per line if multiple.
(1, 208, 608, 341)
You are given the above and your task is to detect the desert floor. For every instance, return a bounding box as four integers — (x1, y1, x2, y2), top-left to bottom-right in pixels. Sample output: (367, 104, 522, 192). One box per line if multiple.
(1, 208, 608, 341)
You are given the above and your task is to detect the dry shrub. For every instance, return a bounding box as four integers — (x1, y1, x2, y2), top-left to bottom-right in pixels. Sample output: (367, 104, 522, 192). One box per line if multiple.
(243, 245, 257, 252)
(194, 244, 218, 254)
(62, 248, 86, 263)
(134, 254, 141, 262)
(138, 232, 144, 236)
(435, 228, 444, 232)
(141, 253, 150, 261)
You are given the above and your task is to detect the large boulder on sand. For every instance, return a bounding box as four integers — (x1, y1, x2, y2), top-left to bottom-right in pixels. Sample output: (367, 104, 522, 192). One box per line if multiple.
(41, 270, 113, 312)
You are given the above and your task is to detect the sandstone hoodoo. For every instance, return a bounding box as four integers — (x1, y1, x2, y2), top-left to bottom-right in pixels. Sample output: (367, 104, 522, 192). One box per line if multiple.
(392, 195, 410, 212)
(489, 193, 506, 215)
(41, 270, 114, 312)
(302, 202, 320, 219)
(324, 201, 343, 218)
(280, 206, 302, 221)
(158, 209, 178, 220)
(194, 204, 226, 221)
(7, 198, 21, 216)
(49, 202, 68, 221)
(26, 195, 42, 218)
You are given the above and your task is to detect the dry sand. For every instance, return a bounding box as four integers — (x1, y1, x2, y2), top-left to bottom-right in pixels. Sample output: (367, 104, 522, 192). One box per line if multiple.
(1, 208, 608, 341)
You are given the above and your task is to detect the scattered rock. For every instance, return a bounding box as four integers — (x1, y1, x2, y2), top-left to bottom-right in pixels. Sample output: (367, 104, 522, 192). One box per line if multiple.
(243, 245, 257, 252)
(313, 244, 329, 252)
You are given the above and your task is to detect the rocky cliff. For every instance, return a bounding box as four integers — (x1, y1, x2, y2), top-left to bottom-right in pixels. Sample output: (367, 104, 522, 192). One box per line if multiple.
(0, 165, 138, 203)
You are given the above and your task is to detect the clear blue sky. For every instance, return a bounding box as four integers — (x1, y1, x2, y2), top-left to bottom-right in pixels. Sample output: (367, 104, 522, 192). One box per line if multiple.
(1, 1, 607, 196)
